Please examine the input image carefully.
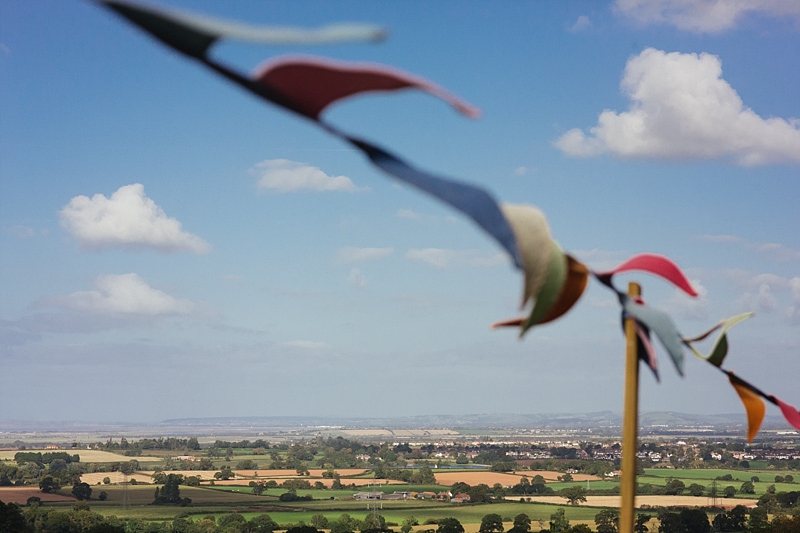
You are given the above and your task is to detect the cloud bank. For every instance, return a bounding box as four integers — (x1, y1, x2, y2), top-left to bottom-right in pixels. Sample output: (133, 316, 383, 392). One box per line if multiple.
(555, 48, 800, 166)
(49, 273, 194, 316)
(254, 159, 363, 192)
(614, 0, 800, 33)
(60, 184, 210, 253)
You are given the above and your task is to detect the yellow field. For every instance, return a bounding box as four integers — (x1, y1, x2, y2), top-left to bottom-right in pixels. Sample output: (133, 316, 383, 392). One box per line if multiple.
(519, 494, 758, 510)
(433, 470, 600, 487)
(81, 471, 153, 485)
(0, 450, 161, 462)
(137, 470, 218, 480)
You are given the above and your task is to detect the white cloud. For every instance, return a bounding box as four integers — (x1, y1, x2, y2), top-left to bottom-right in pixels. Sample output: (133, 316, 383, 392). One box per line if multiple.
(406, 248, 508, 269)
(336, 247, 394, 263)
(514, 166, 529, 176)
(555, 48, 800, 166)
(665, 278, 709, 320)
(253, 159, 363, 192)
(757, 243, 800, 262)
(348, 268, 367, 288)
(59, 184, 210, 253)
(49, 273, 193, 316)
(569, 15, 592, 33)
(5, 225, 35, 239)
(614, 0, 800, 33)
(789, 277, 800, 323)
(726, 270, 800, 319)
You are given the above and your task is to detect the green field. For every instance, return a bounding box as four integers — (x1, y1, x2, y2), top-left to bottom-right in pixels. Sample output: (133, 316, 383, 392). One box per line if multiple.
(11, 463, 798, 531)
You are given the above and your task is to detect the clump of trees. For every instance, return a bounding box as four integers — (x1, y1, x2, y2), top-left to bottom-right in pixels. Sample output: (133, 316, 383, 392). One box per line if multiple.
(152, 473, 192, 506)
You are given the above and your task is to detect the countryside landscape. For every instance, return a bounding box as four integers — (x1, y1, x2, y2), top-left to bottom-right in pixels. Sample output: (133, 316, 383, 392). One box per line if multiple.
(2, 415, 799, 532)
(3, 1, 800, 533)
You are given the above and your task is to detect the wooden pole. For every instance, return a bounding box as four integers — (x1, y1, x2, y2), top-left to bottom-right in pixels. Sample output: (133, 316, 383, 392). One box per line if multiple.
(619, 281, 641, 533)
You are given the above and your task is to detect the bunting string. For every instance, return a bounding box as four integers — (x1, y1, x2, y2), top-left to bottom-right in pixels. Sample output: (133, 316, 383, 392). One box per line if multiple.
(98, 0, 799, 441)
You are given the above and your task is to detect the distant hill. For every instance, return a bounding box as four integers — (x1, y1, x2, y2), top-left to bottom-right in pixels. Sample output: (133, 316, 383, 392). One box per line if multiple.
(1, 412, 787, 434)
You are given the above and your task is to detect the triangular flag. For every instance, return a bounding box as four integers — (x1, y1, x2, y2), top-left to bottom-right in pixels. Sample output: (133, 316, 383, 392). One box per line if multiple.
(773, 397, 800, 432)
(634, 320, 659, 381)
(685, 313, 754, 367)
(621, 295, 685, 376)
(596, 253, 698, 297)
(100, 0, 384, 60)
(255, 56, 480, 121)
(538, 255, 589, 325)
(729, 374, 766, 442)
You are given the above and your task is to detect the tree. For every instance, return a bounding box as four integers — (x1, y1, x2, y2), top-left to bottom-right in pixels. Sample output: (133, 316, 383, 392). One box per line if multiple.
(569, 526, 592, 533)
(479, 513, 504, 533)
(72, 481, 93, 500)
(770, 515, 800, 533)
(656, 512, 683, 533)
(0, 501, 32, 533)
(723, 485, 736, 498)
(153, 473, 190, 505)
(549, 508, 570, 533)
(678, 509, 709, 533)
(401, 516, 419, 533)
(664, 479, 685, 495)
(748, 506, 768, 531)
(727, 505, 746, 531)
(250, 480, 267, 495)
(39, 475, 60, 493)
(218, 513, 247, 529)
(634, 514, 651, 533)
(686, 483, 705, 497)
(102, 477, 111, 485)
(740, 480, 755, 494)
(331, 514, 363, 533)
(215, 465, 233, 480)
(468, 483, 491, 503)
(250, 514, 279, 533)
(362, 513, 387, 532)
(312, 514, 330, 529)
(594, 508, 619, 533)
(49, 458, 68, 474)
(98, 491, 108, 501)
(509, 513, 531, 533)
(560, 485, 587, 506)
(437, 518, 464, 533)
(286, 527, 319, 533)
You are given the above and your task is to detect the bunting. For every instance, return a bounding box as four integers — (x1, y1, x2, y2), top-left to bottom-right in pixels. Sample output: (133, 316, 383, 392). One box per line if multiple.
(681, 314, 800, 440)
(98, 0, 798, 441)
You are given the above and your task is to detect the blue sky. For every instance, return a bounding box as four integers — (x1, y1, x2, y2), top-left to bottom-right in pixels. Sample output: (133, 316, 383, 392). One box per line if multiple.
(1, 0, 799, 424)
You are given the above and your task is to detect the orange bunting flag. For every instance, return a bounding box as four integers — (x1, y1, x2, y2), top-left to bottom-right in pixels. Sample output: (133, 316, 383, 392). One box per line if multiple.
(728, 374, 766, 442)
